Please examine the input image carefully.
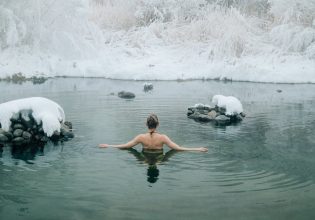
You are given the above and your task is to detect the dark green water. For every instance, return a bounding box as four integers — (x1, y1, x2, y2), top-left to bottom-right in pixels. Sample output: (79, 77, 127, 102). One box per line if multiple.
(0, 78, 315, 220)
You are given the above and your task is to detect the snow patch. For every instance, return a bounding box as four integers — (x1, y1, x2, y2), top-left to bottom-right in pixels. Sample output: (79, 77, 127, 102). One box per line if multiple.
(212, 95, 243, 115)
(0, 97, 65, 137)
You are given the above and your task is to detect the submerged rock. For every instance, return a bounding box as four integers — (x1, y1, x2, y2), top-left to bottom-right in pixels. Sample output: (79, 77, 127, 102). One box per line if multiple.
(118, 91, 135, 99)
(143, 83, 153, 92)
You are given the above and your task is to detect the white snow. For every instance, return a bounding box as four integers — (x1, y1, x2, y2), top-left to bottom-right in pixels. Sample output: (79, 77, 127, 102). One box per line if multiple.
(193, 103, 212, 109)
(212, 95, 243, 116)
(0, 97, 65, 137)
(0, 0, 314, 83)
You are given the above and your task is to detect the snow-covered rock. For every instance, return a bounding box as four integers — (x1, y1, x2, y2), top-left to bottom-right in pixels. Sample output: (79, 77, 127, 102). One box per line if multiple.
(0, 97, 65, 137)
(187, 95, 245, 125)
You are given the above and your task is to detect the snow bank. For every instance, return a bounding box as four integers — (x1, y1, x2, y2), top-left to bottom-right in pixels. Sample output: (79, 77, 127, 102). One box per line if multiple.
(0, 0, 314, 83)
(212, 95, 243, 116)
(0, 97, 65, 137)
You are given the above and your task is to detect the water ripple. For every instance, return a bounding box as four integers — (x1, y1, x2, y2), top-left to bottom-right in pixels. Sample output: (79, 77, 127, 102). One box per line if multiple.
(1, 79, 315, 217)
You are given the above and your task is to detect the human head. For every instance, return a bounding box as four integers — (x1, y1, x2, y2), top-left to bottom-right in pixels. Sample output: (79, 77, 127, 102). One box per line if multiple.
(146, 114, 159, 129)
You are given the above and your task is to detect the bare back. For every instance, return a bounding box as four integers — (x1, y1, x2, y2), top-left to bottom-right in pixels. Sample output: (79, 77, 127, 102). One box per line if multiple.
(137, 132, 166, 150)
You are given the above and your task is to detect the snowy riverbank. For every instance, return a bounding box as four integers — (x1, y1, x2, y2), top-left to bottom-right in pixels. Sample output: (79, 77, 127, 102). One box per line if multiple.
(0, 0, 314, 83)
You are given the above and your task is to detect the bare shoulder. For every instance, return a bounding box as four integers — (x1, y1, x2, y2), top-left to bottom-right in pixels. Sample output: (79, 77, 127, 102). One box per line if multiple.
(134, 134, 145, 141)
(138, 134, 146, 137)
(159, 134, 170, 141)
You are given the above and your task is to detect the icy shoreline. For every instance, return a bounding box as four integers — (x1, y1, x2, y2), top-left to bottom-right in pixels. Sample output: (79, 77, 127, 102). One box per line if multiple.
(1, 74, 315, 85)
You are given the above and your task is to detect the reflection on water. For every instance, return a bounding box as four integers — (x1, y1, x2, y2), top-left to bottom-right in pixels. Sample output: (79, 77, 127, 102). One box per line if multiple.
(127, 149, 178, 183)
(0, 78, 315, 220)
(0, 142, 63, 166)
(0, 144, 3, 158)
(10, 144, 45, 164)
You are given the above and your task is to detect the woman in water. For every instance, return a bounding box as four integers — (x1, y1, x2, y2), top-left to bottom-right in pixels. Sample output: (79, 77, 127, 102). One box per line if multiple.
(99, 114, 208, 152)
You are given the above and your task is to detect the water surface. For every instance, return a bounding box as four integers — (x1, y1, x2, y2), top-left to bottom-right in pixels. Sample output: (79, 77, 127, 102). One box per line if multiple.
(0, 78, 315, 220)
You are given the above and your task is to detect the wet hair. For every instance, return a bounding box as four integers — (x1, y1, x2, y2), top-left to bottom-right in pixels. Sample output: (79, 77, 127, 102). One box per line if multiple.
(146, 114, 159, 130)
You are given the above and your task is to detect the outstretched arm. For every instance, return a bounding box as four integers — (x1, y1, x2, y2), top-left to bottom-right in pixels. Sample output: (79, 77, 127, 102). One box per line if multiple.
(162, 135, 208, 152)
(99, 135, 141, 149)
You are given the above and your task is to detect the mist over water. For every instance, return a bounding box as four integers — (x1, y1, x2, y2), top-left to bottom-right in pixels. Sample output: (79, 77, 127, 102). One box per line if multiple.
(1, 0, 315, 82)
